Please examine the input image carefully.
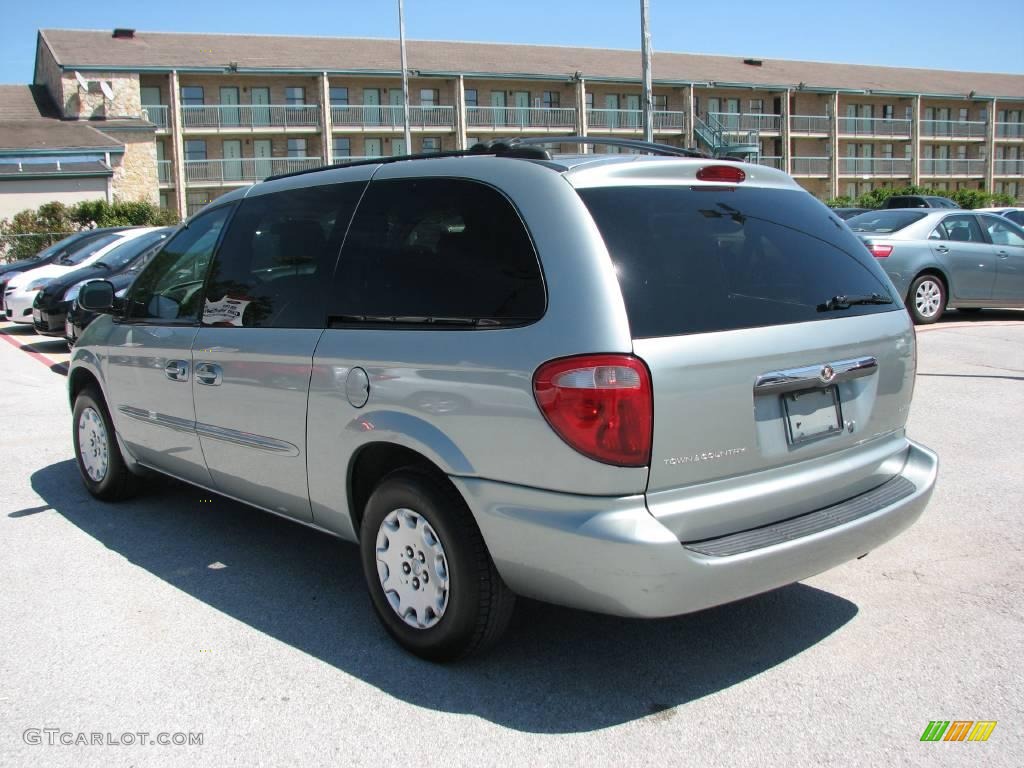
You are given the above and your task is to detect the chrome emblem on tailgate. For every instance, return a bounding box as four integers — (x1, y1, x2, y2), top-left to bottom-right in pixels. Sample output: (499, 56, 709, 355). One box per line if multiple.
(663, 447, 747, 466)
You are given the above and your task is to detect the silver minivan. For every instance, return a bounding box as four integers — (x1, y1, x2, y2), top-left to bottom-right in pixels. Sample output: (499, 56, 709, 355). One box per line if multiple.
(69, 141, 938, 660)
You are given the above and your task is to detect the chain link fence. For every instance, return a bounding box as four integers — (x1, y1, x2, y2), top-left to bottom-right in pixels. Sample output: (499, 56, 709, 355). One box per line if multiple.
(0, 232, 76, 264)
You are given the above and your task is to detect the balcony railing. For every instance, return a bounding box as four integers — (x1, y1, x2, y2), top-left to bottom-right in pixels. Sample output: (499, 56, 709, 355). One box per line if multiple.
(143, 105, 168, 130)
(791, 157, 830, 175)
(467, 106, 577, 129)
(920, 120, 987, 139)
(994, 159, 1024, 176)
(709, 112, 782, 133)
(757, 156, 783, 170)
(919, 158, 986, 176)
(838, 117, 912, 137)
(996, 123, 1024, 139)
(790, 115, 831, 134)
(181, 104, 321, 130)
(330, 105, 455, 129)
(839, 158, 912, 176)
(183, 157, 322, 184)
(585, 109, 686, 131)
(157, 160, 172, 184)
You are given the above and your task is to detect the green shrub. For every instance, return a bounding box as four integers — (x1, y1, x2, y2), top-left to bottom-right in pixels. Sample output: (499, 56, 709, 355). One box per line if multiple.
(825, 196, 855, 208)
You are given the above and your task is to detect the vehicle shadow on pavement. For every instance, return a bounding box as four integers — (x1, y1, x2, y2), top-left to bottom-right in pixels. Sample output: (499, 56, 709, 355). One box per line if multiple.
(30, 459, 858, 734)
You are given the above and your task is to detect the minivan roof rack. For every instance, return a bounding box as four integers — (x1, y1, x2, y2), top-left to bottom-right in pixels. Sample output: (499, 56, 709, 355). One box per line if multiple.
(265, 135, 707, 182)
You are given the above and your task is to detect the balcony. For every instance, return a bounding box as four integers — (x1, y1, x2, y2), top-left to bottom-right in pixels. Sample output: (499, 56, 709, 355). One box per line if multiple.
(157, 160, 172, 184)
(467, 106, 576, 130)
(996, 123, 1024, 140)
(757, 156, 783, 170)
(839, 158, 912, 176)
(142, 105, 168, 130)
(920, 120, 987, 139)
(790, 115, 831, 135)
(181, 105, 320, 131)
(994, 159, 1024, 176)
(919, 158, 986, 176)
(586, 110, 686, 132)
(790, 157, 830, 176)
(709, 112, 782, 134)
(330, 105, 455, 130)
(183, 157, 323, 185)
(838, 117, 912, 138)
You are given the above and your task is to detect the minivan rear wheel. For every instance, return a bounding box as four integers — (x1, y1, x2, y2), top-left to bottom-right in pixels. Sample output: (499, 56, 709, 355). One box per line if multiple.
(908, 274, 946, 324)
(72, 388, 138, 501)
(359, 469, 515, 661)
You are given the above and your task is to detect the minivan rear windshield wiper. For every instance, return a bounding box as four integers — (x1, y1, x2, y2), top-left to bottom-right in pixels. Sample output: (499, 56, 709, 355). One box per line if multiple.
(817, 293, 894, 312)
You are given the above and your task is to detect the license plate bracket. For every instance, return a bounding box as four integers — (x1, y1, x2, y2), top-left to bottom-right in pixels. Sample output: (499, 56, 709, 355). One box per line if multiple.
(782, 386, 842, 445)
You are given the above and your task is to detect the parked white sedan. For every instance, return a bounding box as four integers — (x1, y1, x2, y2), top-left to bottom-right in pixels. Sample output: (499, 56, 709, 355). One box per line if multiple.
(4, 228, 159, 324)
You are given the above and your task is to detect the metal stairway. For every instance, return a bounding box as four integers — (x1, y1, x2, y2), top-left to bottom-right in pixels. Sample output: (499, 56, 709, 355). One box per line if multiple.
(693, 113, 761, 161)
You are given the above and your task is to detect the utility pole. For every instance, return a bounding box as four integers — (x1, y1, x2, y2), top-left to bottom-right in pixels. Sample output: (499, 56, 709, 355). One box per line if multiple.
(398, 0, 412, 154)
(640, 0, 653, 142)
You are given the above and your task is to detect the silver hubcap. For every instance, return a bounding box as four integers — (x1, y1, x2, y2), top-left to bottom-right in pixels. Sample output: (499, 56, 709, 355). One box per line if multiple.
(915, 279, 943, 318)
(375, 508, 449, 629)
(77, 407, 109, 483)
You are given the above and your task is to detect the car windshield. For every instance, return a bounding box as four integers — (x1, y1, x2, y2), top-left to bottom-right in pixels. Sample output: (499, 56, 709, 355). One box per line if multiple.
(61, 233, 122, 265)
(846, 210, 927, 233)
(96, 230, 170, 271)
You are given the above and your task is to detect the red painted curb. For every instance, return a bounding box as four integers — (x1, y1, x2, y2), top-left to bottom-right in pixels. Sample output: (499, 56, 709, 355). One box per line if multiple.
(0, 330, 67, 372)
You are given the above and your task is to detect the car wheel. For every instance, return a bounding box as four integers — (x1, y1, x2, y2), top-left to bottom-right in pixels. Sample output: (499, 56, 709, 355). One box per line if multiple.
(72, 388, 138, 501)
(359, 469, 515, 661)
(908, 274, 946, 324)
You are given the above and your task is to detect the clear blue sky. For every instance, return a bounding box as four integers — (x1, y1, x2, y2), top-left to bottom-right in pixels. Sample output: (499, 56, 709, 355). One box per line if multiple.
(2, 0, 1022, 84)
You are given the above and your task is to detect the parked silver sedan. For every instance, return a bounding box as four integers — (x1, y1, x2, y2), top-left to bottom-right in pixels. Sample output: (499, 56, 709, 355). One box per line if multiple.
(846, 208, 1024, 323)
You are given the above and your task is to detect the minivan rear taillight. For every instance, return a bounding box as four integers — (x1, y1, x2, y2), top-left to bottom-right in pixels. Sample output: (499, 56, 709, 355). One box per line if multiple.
(868, 243, 893, 258)
(532, 354, 652, 467)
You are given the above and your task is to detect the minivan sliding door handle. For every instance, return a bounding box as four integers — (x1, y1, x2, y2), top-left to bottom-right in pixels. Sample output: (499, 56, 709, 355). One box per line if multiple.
(195, 362, 223, 386)
(164, 360, 189, 381)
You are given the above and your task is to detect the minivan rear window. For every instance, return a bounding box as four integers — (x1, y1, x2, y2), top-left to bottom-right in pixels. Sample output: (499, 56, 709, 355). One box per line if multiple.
(846, 210, 927, 233)
(578, 186, 897, 339)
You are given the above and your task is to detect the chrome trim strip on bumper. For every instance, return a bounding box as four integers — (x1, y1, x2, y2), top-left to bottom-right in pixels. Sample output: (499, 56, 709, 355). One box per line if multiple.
(754, 356, 878, 394)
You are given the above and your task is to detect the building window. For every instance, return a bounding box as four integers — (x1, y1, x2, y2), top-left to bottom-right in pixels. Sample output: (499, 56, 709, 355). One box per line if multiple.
(845, 183, 857, 198)
(180, 86, 204, 106)
(883, 104, 894, 119)
(421, 137, 441, 153)
(330, 87, 349, 106)
(420, 89, 439, 106)
(905, 144, 912, 159)
(158, 192, 169, 210)
(464, 88, 477, 107)
(585, 93, 594, 109)
(333, 137, 351, 158)
(285, 87, 306, 106)
(542, 91, 561, 109)
(466, 136, 480, 148)
(749, 99, 763, 114)
(653, 94, 668, 111)
(882, 144, 893, 159)
(184, 140, 207, 161)
(287, 138, 308, 157)
(959, 108, 969, 122)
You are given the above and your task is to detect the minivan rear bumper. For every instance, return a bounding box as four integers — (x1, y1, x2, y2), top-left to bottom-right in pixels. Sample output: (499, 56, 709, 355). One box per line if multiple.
(452, 438, 937, 618)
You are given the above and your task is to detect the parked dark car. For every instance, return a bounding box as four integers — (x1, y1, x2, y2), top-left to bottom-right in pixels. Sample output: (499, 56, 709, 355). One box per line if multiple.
(1, 228, 126, 311)
(831, 207, 870, 220)
(881, 195, 959, 210)
(33, 228, 172, 338)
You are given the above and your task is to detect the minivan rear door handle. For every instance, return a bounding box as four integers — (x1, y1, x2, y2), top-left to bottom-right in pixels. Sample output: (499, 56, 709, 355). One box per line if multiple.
(195, 362, 223, 386)
(164, 360, 189, 382)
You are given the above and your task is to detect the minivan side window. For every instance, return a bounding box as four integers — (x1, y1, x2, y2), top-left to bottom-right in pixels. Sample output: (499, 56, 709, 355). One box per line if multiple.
(125, 206, 232, 323)
(331, 178, 544, 325)
(201, 182, 366, 328)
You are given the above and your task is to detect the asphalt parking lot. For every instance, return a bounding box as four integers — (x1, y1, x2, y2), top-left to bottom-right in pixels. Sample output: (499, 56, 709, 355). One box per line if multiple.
(0, 312, 1022, 768)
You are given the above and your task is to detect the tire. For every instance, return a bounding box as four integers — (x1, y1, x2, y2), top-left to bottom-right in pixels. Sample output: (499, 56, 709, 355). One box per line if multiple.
(907, 274, 946, 324)
(72, 387, 138, 501)
(359, 469, 516, 661)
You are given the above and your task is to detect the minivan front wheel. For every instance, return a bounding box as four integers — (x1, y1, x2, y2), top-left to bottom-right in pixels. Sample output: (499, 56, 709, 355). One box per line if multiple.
(908, 274, 946, 324)
(359, 470, 515, 661)
(72, 388, 137, 501)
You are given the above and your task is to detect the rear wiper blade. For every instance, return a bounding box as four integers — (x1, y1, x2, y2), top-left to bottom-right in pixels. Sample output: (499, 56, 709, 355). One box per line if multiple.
(817, 293, 894, 312)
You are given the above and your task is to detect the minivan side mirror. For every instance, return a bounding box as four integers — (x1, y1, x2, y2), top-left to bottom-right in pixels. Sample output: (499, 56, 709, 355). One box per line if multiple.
(78, 280, 116, 313)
